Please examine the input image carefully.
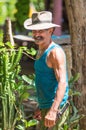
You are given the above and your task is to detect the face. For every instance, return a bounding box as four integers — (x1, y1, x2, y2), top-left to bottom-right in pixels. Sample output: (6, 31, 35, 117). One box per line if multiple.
(32, 28, 53, 46)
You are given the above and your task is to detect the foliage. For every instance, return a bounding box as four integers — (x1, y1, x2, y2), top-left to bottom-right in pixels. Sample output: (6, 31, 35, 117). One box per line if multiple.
(30, 0, 45, 11)
(14, 0, 45, 32)
(0, 0, 45, 32)
(0, 0, 17, 25)
(15, 0, 30, 32)
(0, 41, 37, 130)
(0, 39, 85, 130)
(0, 30, 3, 43)
(62, 73, 85, 130)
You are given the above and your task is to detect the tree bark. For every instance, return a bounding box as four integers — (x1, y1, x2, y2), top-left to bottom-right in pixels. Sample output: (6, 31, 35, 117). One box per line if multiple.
(65, 0, 86, 129)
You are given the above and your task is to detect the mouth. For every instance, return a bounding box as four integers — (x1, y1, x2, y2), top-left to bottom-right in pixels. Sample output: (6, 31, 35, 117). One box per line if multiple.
(33, 36, 44, 42)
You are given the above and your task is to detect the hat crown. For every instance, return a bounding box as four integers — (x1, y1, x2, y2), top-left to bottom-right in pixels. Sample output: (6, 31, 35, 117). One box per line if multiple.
(24, 11, 60, 30)
(32, 11, 52, 24)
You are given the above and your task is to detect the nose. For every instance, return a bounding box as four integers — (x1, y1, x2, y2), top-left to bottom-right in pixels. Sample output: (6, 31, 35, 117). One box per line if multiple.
(32, 30, 40, 36)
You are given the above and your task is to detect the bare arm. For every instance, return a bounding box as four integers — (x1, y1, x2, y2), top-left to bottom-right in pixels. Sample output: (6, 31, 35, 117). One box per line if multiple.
(50, 47, 66, 111)
(45, 47, 67, 127)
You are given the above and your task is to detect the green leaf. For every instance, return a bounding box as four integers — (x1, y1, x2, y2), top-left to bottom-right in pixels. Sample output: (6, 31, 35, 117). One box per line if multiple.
(63, 124, 68, 130)
(69, 73, 80, 88)
(30, 47, 37, 55)
(26, 119, 38, 127)
(5, 42, 14, 48)
(0, 42, 4, 46)
(20, 92, 29, 102)
(16, 125, 25, 130)
(22, 75, 32, 85)
(72, 91, 81, 96)
(26, 47, 37, 56)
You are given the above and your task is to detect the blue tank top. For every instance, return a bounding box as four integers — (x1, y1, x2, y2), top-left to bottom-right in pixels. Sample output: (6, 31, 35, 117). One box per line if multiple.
(34, 42, 69, 109)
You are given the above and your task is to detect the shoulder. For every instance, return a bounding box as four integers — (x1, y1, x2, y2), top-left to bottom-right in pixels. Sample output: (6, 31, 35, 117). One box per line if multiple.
(49, 44, 66, 61)
(47, 44, 66, 68)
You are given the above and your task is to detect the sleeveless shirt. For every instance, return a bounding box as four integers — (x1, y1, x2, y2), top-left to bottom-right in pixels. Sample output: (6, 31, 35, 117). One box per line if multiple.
(34, 42, 69, 109)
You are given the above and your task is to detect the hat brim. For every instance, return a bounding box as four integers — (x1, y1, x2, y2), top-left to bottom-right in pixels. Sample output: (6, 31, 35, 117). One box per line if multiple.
(24, 18, 60, 30)
(13, 35, 35, 42)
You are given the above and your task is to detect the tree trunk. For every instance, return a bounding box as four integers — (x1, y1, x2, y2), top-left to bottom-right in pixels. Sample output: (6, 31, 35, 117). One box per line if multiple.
(65, 0, 86, 129)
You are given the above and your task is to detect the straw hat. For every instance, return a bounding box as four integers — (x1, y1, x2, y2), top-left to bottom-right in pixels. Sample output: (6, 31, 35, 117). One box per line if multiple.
(24, 11, 60, 30)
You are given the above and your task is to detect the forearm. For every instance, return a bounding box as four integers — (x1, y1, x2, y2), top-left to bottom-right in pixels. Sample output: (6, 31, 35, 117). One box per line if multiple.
(50, 82, 66, 112)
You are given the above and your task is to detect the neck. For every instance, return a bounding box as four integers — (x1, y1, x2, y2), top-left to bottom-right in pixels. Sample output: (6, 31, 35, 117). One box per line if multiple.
(36, 40, 52, 59)
(39, 39, 52, 51)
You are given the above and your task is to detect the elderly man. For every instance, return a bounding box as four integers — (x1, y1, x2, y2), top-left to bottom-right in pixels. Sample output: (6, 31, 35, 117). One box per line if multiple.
(24, 11, 69, 130)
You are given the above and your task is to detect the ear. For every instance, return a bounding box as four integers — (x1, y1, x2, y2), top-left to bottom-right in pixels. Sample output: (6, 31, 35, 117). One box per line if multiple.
(49, 28, 54, 34)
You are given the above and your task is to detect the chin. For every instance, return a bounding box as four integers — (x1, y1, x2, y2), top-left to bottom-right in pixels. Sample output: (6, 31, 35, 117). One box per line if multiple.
(35, 41, 43, 45)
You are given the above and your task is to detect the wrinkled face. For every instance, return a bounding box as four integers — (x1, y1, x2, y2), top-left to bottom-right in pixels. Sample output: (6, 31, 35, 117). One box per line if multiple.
(32, 28, 53, 45)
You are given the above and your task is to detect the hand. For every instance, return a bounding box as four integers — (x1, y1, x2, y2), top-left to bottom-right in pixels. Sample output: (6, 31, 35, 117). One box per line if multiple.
(44, 109, 57, 128)
(33, 108, 41, 121)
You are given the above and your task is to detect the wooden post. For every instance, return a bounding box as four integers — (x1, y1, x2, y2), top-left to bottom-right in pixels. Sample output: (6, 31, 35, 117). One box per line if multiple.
(3, 18, 14, 46)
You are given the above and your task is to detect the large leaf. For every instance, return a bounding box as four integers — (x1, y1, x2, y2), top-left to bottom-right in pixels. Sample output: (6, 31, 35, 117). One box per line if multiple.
(20, 92, 29, 102)
(25, 47, 37, 56)
(16, 125, 25, 130)
(22, 75, 33, 85)
(69, 73, 80, 88)
(26, 119, 38, 127)
(5, 42, 14, 48)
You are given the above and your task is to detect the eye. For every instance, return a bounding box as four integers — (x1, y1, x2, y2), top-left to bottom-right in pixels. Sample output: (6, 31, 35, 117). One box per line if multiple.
(39, 30, 44, 33)
(32, 29, 48, 34)
(32, 30, 36, 34)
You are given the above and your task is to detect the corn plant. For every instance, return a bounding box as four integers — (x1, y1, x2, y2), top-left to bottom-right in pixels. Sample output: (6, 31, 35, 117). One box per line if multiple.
(0, 41, 37, 130)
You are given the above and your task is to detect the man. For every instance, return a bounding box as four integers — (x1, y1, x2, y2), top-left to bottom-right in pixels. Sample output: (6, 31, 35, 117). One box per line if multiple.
(24, 11, 69, 130)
